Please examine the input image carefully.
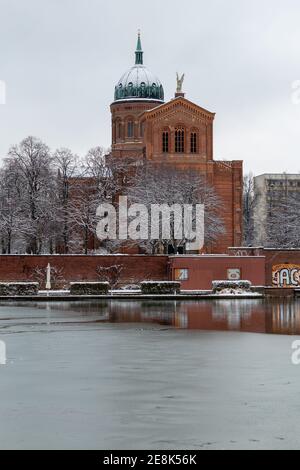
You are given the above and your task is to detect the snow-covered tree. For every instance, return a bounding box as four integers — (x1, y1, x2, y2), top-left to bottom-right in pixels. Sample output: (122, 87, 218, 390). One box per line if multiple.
(67, 179, 99, 254)
(265, 192, 300, 248)
(0, 167, 24, 253)
(243, 173, 256, 246)
(53, 148, 79, 253)
(5, 136, 55, 254)
(125, 162, 225, 254)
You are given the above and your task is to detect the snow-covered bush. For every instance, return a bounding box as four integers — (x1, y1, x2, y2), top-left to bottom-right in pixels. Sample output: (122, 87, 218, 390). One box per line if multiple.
(140, 281, 181, 295)
(0, 282, 39, 296)
(212, 280, 252, 294)
(69, 282, 109, 295)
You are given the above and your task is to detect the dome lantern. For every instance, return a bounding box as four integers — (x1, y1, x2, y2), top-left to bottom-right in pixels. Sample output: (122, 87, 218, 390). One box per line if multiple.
(135, 30, 143, 65)
(113, 32, 164, 103)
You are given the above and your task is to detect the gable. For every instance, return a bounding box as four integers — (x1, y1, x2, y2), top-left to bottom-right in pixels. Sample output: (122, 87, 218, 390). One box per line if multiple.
(141, 96, 215, 124)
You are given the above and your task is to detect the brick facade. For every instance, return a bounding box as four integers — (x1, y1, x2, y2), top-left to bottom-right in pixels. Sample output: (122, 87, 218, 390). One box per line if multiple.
(111, 100, 160, 158)
(110, 96, 243, 254)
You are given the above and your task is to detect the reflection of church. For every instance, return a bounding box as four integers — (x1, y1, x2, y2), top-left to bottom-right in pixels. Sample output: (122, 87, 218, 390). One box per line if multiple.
(110, 33, 243, 253)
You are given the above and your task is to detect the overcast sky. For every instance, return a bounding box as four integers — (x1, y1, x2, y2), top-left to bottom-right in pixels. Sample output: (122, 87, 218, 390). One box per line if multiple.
(0, 0, 299, 175)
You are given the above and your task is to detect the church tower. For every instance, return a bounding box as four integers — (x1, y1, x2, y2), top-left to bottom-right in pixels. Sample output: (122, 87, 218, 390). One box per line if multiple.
(110, 32, 164, 158)
(109, 33, 243, 253)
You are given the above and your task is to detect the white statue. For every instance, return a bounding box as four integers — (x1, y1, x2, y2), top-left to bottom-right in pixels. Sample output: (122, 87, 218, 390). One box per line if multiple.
(176, 72, 185, 93)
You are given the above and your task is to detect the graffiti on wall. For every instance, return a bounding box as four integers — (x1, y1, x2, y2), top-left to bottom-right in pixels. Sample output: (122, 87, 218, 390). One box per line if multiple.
(272, 264, 300, 287)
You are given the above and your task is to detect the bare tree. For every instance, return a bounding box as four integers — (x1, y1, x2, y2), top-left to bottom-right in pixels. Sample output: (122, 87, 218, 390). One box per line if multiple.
(243, 173, 256, 246)
(124, 162, 225, 254)
(83, 149, 138, 202)
(265, 192, 300, 248)
(0, 137, 227, 255)
(0, 167, 24, 253)
(53, 148, 79, 253)
(83, 147, 107, 193)
(67, 179, 99, 254)
(96, 264, 123, 288)
(30, 265, 66, 289)
(0, 138, 124, 255)
(5, 136, 54, 254)
(81, 151, 140, 254)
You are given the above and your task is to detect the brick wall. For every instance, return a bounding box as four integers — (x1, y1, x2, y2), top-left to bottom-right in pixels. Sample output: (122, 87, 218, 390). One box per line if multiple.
(0, 255, 169, 287)
(169, 255, 265, 290)
(3, 252, 297, 290)
(0, 253, 265, 290)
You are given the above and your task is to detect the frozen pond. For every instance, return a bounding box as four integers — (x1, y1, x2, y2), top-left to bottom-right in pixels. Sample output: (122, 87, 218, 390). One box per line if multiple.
(0, 299, 300, 449)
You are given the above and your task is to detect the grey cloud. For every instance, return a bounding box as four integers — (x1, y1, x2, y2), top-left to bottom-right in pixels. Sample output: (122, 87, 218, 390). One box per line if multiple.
(0, 0, 300, 174)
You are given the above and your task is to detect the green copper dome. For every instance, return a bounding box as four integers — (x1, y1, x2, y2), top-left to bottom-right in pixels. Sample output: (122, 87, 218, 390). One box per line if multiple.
(114, 33, 164, 103)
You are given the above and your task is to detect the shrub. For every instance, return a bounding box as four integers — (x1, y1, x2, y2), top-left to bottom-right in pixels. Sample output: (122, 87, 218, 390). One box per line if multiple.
(140, 281, 181, 295)
(212, 280, 252, 293)
(69, 282, 109, 295)
(0, 282, 39, 296)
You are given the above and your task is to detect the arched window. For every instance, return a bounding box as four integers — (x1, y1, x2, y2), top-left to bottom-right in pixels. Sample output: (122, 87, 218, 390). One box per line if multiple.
(127, 121, 134, 138)
(175, 127, 185, 153)
(116, 121, 122, 139)
(190, 132, 197, 153)
(162, 131, 169, 153)
(140, 82, 146, 98)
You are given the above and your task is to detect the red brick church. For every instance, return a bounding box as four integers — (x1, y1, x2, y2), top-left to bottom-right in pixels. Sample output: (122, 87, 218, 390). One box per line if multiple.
(110, 33, 243, 253)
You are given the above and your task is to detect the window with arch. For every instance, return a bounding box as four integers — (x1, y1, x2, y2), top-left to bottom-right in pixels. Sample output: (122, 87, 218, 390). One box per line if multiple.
(117, 121, 122, 139)
(152, 83, 157, 98)
(127, 120, 134, 138)
(127, 82, 134, 96)
(175, 127, 185, 153)
(190, 131, 197, 153)
(162, 131, 169, 153)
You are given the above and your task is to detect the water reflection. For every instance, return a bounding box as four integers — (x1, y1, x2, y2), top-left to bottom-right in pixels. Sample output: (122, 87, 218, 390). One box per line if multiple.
(2, 298, 300, 335)
(268, 301, 300, 335)
(106, 299, 300, 335)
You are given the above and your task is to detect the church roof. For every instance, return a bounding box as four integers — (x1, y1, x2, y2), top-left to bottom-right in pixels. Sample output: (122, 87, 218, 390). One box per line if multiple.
(113, 32, 164, 103)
